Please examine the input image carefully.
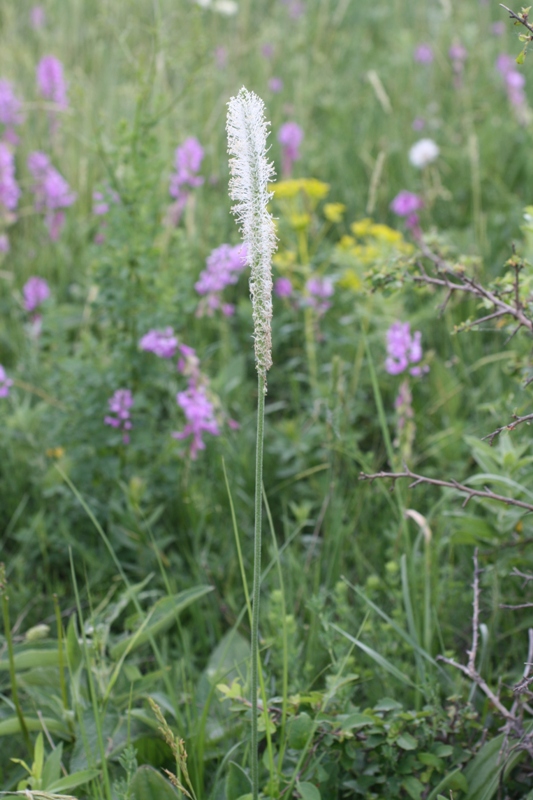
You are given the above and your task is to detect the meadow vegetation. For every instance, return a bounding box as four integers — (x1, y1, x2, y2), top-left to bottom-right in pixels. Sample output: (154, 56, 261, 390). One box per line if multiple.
(1, 0, 533, 797)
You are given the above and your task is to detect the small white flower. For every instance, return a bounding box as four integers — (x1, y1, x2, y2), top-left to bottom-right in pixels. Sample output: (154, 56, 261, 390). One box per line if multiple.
(213, 0, 238, 13)
(408, 138, 440, 169)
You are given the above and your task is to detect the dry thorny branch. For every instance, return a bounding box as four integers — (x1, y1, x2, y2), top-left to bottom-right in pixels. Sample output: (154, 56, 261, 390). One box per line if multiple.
(359, 465, 533, 514)
(438, 551, 533, 757)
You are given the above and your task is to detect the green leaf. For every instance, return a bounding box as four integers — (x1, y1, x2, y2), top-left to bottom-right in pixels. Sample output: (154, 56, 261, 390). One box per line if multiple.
(225, 761, 250, 800)
(338, 712, 376, 731)
(427, 768, 467, 800)
(517, 46, 527, 64)
(47, 769, 100, 792)
(41, 743, 63, 789)
(34, 733, 44, 781)
(418, 752, 444, 771)
(0, 649, 66, 672)
(396, 732, 418, 750)
(296, 781, 321, 800)
(287, 712, 314, 749)
(130, 766, 181, 800)
(402, 776, 424, 800)
(0, 717, 69, 738)
(110, 586, 213, 659)
(330, 624, 416, 687)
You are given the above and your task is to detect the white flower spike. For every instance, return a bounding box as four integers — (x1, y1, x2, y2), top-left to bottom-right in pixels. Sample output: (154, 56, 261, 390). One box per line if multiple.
(227, 87, 277, 388)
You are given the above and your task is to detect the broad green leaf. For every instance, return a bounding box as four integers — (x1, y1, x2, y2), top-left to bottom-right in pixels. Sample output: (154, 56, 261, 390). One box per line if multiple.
(338, 713, 376, 731)
(396, 732, 418, 750)
(110, 585, 213, 659)
(0, 718, 69, 738)
(130, 766, 181, 800)
(47, 769, 99, 792)
(402, 776, 424, 800)
(0, 649, 65, 672)
(296, 781, 321, 800)
(427, 768, 467, 800)
(225, 761, 250, 800)
(34, 733, 44, 781)
(42, 744, 63, 790)
(287, 712, 314, 749)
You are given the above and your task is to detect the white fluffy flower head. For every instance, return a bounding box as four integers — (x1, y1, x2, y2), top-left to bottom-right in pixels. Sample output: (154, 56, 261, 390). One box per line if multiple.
(227, 87, 277, 386)
(409, 138, 440, 169)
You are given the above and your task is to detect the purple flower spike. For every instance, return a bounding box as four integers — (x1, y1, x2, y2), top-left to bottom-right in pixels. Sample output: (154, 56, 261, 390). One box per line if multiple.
(168, 137, 204, 225)
(139, 327, 178, 359)
(104, 388, 133, 444)
(0, 80, 24, 135)
(0, 364, 13, 397)
(385, 322, 424, 376)
(30, 6, 46, 28)
(278, 121, 303, 177)
(0, 142, 20, 213)
(274, 276, 293, 297)
(173, 383, 220, 459)
(28, 151, 76, 240)
(37, 56, 68, 109)
(390, 190, 423, 217)
(195, 243, 248, 315)
(414, 44, 434, 64)
(268, 77, 283, 93)
(23, 276, 50, 311)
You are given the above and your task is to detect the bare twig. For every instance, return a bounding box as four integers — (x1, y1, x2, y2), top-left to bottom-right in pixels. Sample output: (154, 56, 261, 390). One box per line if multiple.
(436, 553, 523, 725)
(414, 239, 533, 333)
(483, 412, 533, 445)
(500, 4, 533, 37)
(359, 466, 533, 513)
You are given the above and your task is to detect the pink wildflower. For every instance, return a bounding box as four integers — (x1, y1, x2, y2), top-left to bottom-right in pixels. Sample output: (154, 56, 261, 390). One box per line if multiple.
(139, 327, 178, 359)
(0, 364, 13, 397)
(23, 276, 50, 312)
(37, 56, 68, 109)
(278, 121, 303, 177)
(104, 389, 133, 444)
(28, 151, 76, 240)
(173, 383, 220, 459)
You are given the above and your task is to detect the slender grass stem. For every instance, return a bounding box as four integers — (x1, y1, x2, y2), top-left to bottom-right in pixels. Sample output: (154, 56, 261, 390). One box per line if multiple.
(251, 373, 266, 800)
(53, 594, 69, 712)
(1, 591, 32, 757)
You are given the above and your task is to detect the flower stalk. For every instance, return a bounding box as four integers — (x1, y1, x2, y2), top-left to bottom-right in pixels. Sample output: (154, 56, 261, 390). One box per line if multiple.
(227, 87, 277, 799)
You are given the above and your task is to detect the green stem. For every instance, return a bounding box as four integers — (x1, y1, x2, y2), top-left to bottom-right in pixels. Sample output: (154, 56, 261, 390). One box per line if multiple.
(1, 593, 32, 757)
(251, 373, 266, 800)
(53, 594, 69, 712)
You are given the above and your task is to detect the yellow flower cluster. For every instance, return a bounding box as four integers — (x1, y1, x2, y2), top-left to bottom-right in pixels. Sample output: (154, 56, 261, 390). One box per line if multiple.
(338, 218, 413, 291)
(270, 178, 330, 201)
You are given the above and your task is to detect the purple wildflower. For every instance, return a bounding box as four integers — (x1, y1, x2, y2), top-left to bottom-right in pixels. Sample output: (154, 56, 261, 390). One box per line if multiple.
(173, 383, 220, 459)
(177, 343, 201, 383)
(30, 6, 46, 28)
(414, 44, 434, 64)
(385, 322, 423, 376)
(281, 0, 306, 19)
(0, 143, 20, 214)
(306, 276, 334, 313)
(278, 121, 303, 177)
(104, 388, 133, 444)
(27, 151, 76, 240)
(390, 190, 423, 217)
(268, 77, 283, 93)
(0, 364, 13, 398)
(449, 43, 467, 62)
(23, 276, 50, 311)
(195, 243, 248, 315)
(274, 276, 293, 297)
(0, 80, 24, 141)
(139, 327, 178, 359)
(492, 21, 506, 36)
(37, 56, 68, 109)
(214, 46, 227, 68)
(496, 54, 528, 115)
(168, 137, 204, 224)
